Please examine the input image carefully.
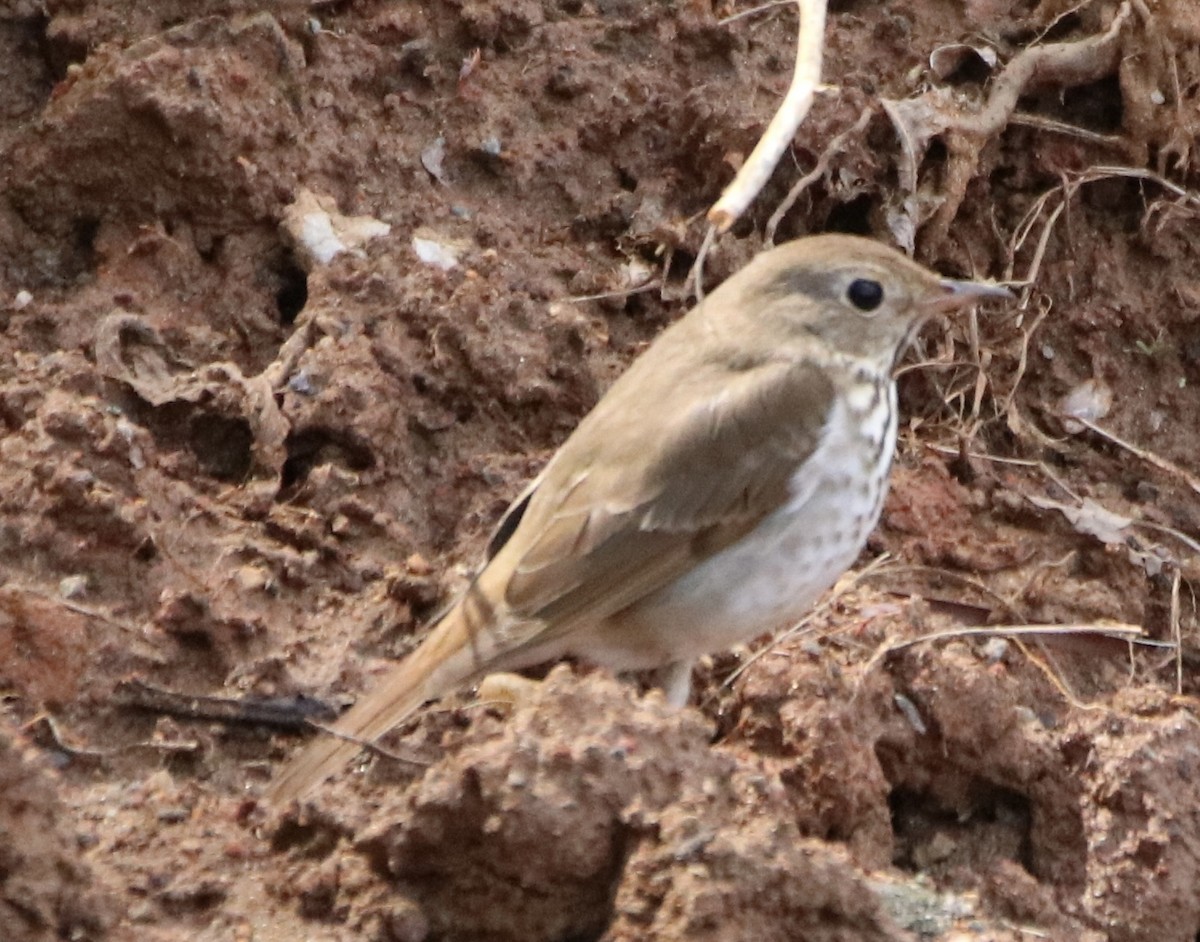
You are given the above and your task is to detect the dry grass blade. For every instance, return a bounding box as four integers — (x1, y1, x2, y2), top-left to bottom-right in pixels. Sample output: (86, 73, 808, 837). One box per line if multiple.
(881, 622, 1152, 654)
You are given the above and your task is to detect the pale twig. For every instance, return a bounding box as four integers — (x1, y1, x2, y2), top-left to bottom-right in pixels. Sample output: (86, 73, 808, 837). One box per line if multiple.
(1009, 165, 1200, 280)
(567, 282, 662, 303)
(996, 294, 1051, 423)
(998, 920, 1051, 940)
(929, 441, 1200, 559)
(1075, 416, 1200, 497)
(998, 159, 1200, 436)
(1014, 637, 1087, 708)
(690, 224, 718, 303)
(302, 718, 430, 767)
(1007, 185, 1060, 278)
(924, 444, 1042, 468)
(718, 0, 795, 25)
(1136, 520, 1200, 558)
(877, 564, 1026, 621)
(1017, 200, 1066, 307)
(765, 106, 875, 244)
(857, 622, 1160, 706)
(1007, 112, 1124, 149)
(881, 622, 1151, 653)
(1081, 164, 1200, 210)
(1030, 0, 1102, 46)
(708, 0, 827, 231)
(1004, 549, 1078, 619)
(1171, 568, 1183, 695)
(4, 584, 142, 634)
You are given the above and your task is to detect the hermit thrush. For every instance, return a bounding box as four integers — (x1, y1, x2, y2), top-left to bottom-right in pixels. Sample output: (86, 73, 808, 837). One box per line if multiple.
(268, 234, 1009, 803)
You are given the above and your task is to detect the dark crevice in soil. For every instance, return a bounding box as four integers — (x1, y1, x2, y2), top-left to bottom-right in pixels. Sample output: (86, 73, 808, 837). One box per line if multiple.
(273, 252, 309, 327)
(38, 16, 86, 82)
(188, 413, 254, 481)
(888, 782, 1035, 877)
(1029, 73, 1124, 135)
(114, 395, 256, 483)
(825, 193, 875, 236)
(280, 426, 376, 491)
(69, 214, 101, 279)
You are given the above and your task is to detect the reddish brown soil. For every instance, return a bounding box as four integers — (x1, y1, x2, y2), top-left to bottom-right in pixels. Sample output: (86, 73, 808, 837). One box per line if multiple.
(2, 1, 1200, 940)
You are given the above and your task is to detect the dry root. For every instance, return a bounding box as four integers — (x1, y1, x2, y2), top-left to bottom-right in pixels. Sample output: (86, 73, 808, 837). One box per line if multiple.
(884, 1, 1133, 253)
(707, 0, 827, 233)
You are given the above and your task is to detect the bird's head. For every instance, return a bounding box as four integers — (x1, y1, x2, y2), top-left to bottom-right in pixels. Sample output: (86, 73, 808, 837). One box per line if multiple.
(723, 234, 1011, 368)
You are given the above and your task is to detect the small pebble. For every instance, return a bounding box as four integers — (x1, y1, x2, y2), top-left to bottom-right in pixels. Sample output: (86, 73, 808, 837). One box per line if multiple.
(894, 693, 928, 734)
(288, 370, 316, 395)
(157, 807, 190, 824)
(58, 574, 89, 599)
(981, 637, 1008, 663)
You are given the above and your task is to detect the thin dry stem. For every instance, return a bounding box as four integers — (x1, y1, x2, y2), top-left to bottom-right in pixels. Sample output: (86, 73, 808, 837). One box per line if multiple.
(1017, 200, 1067, 305)
(856, 622, 1155, 705)
(1083, 164, 1200, 209)
(303, 718, 431, 767)
(5, 584, 143, 635)
(996, 294, 1051, 425)
(690, 224, 718, 302)
(1008, 112, 1125, 149)
(1075, 416, 1200, 497)
(1014, 637, 1089, 709)
(925, 444, 1041, 468)
(1008, 164, 1200, 293)
(765, 106, 874, 243)
(718, 0, 795, 25)
(567, 282, 662, 304)
(876, 564, 1026, 621)
(991, 161, 1200, 448)
(1171, 568, 1183, 695)
(884, 622, 1149, 652)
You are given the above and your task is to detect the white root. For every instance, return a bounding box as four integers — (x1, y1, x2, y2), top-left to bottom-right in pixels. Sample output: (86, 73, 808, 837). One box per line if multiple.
(707, 0, 827, 232)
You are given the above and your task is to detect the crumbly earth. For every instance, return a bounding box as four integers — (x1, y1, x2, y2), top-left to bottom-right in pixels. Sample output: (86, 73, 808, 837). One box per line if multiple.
(1, 1, 1199, 940)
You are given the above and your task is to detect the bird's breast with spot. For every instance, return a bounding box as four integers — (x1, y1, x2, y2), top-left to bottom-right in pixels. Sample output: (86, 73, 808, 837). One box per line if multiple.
(626, 373, 898, 662)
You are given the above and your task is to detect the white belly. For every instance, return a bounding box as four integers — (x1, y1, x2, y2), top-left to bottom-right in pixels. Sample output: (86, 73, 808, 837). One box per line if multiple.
(579, 375, 897, 670)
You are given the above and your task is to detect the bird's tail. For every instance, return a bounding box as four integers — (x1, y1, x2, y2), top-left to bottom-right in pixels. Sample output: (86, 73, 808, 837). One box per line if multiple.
(265, 595, 493, 805)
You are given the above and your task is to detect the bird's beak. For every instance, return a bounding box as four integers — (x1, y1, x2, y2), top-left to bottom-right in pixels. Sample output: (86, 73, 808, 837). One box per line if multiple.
(928, 277, 1014, 312)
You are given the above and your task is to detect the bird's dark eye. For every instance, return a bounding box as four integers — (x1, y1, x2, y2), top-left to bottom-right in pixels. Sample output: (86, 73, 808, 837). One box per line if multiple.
(847, 278, 884, 312)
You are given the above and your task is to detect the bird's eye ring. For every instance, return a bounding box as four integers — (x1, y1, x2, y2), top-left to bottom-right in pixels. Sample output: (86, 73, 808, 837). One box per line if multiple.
(847, 278, 884, 312)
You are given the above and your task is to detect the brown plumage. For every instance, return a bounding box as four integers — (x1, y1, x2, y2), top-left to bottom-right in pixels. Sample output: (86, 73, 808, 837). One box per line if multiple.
(267, 234, 1009, 804)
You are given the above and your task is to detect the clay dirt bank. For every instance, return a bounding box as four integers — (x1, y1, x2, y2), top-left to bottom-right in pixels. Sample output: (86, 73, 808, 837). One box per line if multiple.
(2, 1, 1200, 940)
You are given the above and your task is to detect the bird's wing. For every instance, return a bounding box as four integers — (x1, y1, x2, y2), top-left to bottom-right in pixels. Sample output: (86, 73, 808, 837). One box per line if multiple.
(485, 354, 837, 650)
